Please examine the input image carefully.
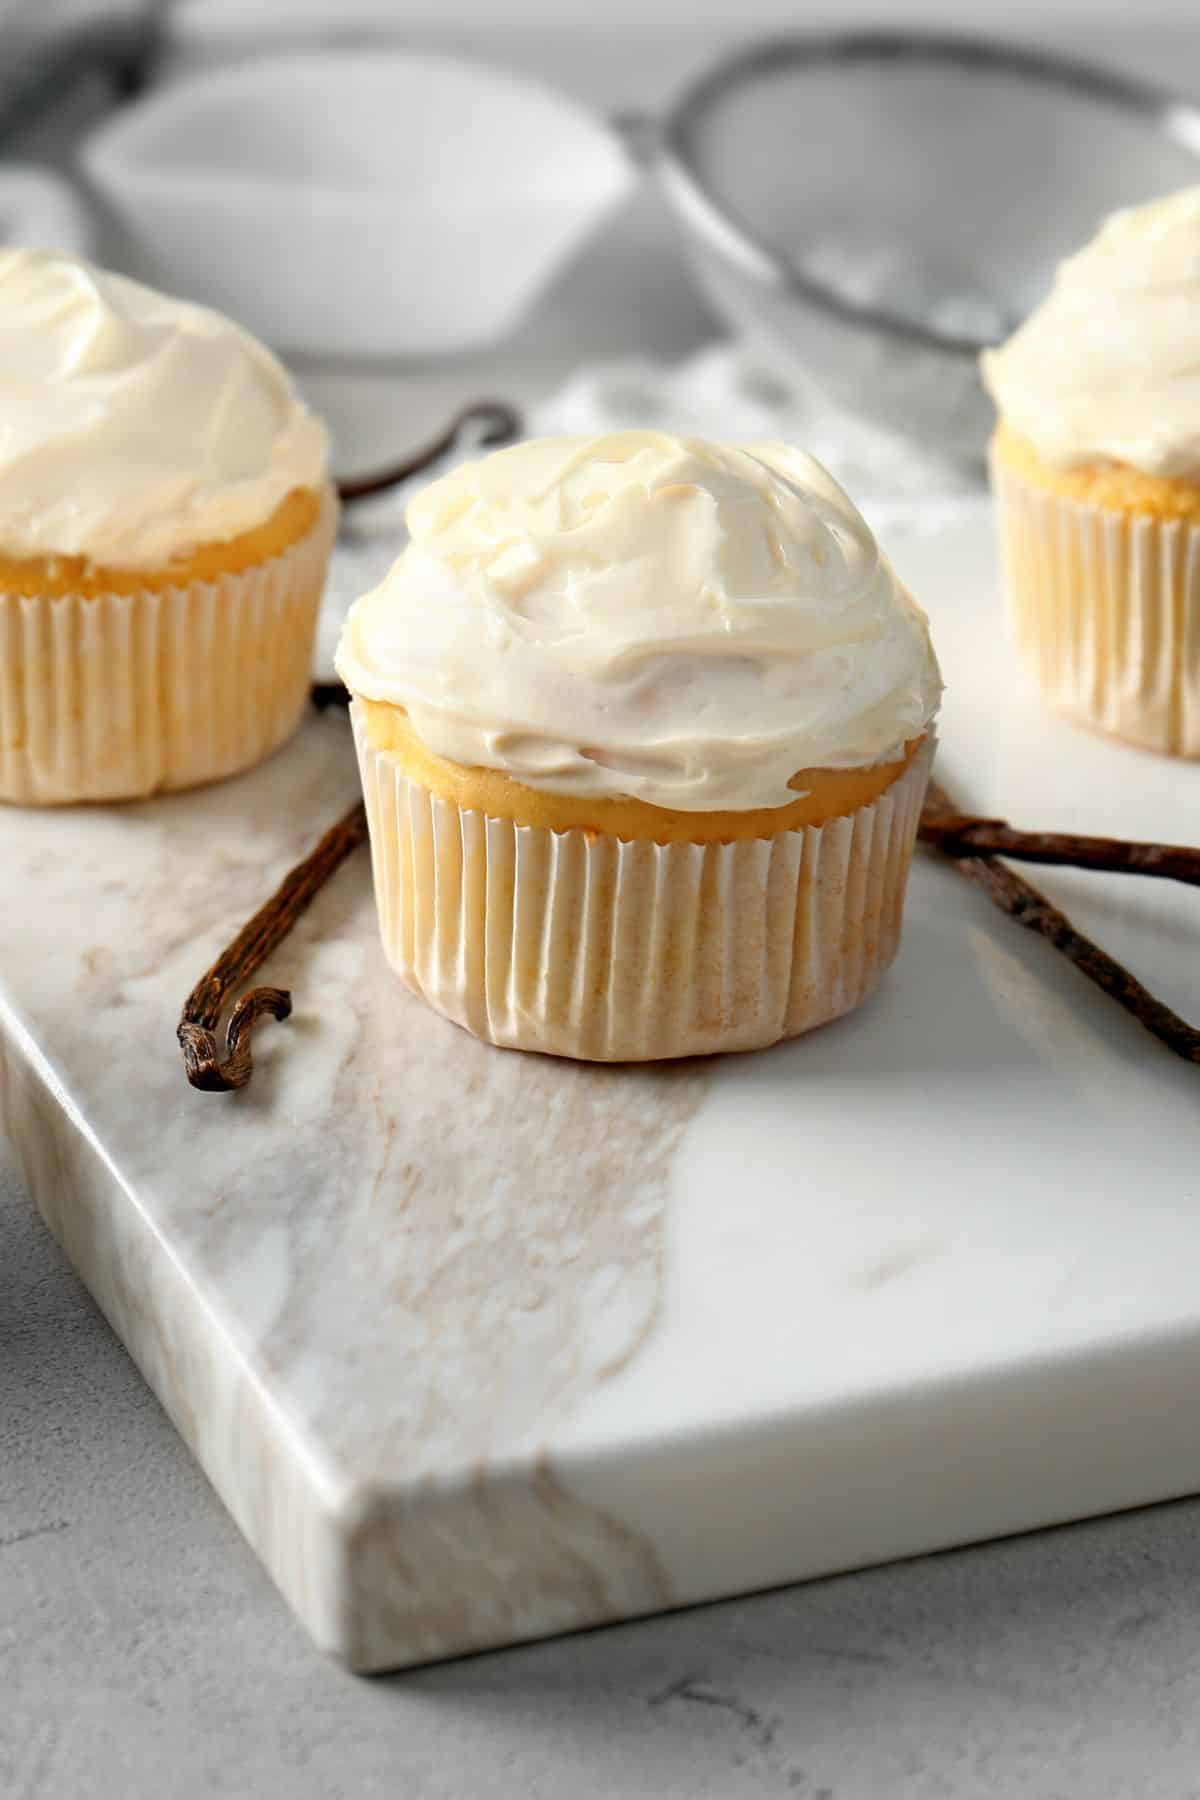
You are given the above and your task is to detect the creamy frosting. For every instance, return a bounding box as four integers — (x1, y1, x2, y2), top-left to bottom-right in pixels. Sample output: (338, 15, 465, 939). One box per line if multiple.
(0, 247, 328, 567)
(336, 432, 941, 812)
(982, 187, 1200, 478)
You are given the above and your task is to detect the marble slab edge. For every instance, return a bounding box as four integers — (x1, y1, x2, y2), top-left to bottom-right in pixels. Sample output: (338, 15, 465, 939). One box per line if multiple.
(9, 977, 1200, 1673)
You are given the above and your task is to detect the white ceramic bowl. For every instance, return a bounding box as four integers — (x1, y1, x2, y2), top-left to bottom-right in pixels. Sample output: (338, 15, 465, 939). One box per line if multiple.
(81, 49, 635, 358)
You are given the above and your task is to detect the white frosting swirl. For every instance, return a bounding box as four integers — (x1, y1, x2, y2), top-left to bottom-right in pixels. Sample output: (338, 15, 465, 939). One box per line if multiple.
(0, 247, 328, 567)
(982, 187, 1200, 477)
(336, 432, 940, 812)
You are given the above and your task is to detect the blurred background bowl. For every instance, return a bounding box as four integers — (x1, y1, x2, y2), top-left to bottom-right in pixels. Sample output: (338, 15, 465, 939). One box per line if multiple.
(0, 163, 93, 254)
(81, 47, 635, 359)
(660, 32, 1200, 463)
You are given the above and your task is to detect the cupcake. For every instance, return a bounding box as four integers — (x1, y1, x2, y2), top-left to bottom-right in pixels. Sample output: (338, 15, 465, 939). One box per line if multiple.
(0, 248, 336, 803)
(983, 188, 1200, 757)
(336, 432, 940, 1062)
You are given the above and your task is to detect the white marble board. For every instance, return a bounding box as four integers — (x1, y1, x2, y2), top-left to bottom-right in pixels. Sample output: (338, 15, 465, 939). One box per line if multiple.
(3, 505, 1199, 1672)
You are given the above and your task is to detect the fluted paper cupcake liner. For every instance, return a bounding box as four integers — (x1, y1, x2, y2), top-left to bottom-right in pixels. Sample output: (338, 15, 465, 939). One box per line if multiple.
(992, 453, 1200, 756)
(352, 706, 933, 1062)
(0, 491, 337, 804)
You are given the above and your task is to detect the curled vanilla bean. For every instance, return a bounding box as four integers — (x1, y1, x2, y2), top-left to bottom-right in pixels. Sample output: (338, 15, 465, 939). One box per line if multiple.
(335, 400, 521, 505)
(178, 802, 368, 1091)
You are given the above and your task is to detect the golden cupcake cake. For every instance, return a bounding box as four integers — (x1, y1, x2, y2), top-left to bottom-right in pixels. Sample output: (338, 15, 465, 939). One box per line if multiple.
(983, 188, 1200, 756)
(0, 248, 336, 803)
(336, 432, 941, 1062)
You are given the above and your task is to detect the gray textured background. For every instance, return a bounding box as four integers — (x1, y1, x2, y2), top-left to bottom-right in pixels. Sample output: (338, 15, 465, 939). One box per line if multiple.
(7, 1135, 1200, 1800)
(8, 9, 1200, 1794)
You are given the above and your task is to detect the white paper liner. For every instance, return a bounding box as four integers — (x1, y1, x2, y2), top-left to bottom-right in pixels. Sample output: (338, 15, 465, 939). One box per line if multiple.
(992, 452, 1200, 756)
(0, 491, 337, 804)
(352, 706, 933, 1062)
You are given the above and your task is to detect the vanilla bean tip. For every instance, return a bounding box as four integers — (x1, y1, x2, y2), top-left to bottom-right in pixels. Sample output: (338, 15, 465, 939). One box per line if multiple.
(178, 986, 292, 1092)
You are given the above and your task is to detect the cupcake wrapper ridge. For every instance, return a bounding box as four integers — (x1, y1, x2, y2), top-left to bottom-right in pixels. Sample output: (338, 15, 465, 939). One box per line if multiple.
(352, 705, 933, 1062)
(0, 490, 337, 804)
(992, 452, 1200, 757)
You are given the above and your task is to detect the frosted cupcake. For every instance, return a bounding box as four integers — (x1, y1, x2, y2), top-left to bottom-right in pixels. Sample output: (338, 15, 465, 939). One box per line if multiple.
(336, 432, 940, 1062)
(983, 189, 1200, 756)
(0, 248, 336, 803)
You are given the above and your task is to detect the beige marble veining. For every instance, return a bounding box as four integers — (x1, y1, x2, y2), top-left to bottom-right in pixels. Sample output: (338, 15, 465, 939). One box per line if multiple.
(0, 711, 708, 1663)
